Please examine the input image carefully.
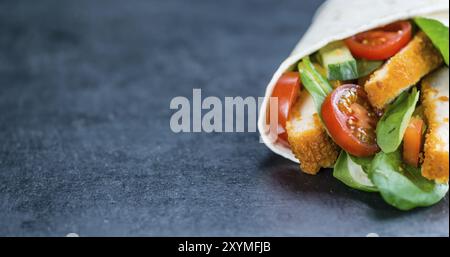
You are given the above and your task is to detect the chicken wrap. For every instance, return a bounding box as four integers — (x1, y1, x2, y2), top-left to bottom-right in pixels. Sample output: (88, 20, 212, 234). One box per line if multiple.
(258, 0, 449, 210)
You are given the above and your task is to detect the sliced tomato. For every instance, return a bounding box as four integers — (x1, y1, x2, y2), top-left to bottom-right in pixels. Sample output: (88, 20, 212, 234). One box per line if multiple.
(403, 117, 424, 167)
(270, 72, 301, 127)
(344, 21, 412, 60)
(277, 126, 290, 148)
(321, 84, 379, 157)
(267, 72, 301, 144)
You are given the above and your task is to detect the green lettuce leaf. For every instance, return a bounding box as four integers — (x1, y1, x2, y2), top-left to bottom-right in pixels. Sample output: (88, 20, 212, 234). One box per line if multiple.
(349, 154, 373, 173)
(414, 17, 449, 65)
(369, 150, 448, 211)
(298, 56, 333, 114)
(376, 88, 419, 153)
(333, 151, 378, 192)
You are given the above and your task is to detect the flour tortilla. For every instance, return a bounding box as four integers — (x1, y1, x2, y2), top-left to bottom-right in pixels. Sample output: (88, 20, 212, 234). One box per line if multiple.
(258, 0, 449, 163)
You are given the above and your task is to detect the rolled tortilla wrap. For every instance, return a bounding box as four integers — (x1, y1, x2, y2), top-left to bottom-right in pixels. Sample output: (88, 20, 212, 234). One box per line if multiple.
(258, 0, 449, 164)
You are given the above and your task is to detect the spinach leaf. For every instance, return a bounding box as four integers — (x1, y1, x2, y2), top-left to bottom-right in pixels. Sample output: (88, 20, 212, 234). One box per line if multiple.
(357, 59, 383, 78)
(334, 151, 378, 192)
(414, 17, 449, 65)
(376, 88, 419, 153)
(298, 56, 333, 114)
(369, 150, 448, 210)
(349, 154, 373, 173)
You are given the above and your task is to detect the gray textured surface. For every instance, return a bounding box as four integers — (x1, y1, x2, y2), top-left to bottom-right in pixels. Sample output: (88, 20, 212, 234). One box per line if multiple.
(0, 0, 448, 236)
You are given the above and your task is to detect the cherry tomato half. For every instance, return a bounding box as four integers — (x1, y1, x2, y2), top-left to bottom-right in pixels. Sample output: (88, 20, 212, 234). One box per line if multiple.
(403, 117, 424, 167)
(344, 21, 412, 60)
(266, 72, 301, 145)
(321, 84, 379, 157)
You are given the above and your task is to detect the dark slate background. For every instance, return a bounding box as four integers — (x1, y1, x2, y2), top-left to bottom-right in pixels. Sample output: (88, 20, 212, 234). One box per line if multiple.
(0, 0, 448, 236)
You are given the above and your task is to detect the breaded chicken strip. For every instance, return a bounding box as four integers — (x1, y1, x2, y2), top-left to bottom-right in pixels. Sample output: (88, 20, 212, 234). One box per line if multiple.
(286, 90, 340, 174)
(364, 32, 443, 109)
(421, 67, 449, 183)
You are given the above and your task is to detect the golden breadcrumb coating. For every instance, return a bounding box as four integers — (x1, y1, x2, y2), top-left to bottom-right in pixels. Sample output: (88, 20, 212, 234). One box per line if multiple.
(422, 133, 449, 183)
(421, 68, 449, 183)
(286, 91, 340, 174)
(364, 32, 443, 109)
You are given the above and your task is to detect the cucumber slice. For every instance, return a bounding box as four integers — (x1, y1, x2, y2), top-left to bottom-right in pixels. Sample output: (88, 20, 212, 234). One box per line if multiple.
(333, 151, 378, 192)
(357, 59, 383, 77)
(319, 41, 358, 81)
